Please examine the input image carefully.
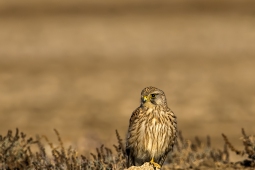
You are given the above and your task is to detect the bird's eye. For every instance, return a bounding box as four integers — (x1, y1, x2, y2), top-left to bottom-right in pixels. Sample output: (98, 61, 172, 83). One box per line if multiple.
(151, 94, 156, 98)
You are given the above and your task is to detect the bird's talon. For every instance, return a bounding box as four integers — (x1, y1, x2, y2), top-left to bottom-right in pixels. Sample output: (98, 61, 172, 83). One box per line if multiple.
(149, 158, 161, 169)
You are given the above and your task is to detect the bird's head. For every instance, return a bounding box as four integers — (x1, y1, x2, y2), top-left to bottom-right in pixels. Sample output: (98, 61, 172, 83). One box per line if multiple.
(140, 86, 167, 107)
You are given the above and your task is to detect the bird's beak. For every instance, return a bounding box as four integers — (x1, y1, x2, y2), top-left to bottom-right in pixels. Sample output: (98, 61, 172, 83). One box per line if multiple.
(143, 96, 148, 102)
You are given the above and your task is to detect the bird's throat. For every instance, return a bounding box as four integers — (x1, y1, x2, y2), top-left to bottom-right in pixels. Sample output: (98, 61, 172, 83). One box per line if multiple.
(143, 101, 155, 108)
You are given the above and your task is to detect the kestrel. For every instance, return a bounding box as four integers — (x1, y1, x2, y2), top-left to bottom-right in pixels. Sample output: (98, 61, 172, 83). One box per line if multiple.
(126, 86, 177, 168)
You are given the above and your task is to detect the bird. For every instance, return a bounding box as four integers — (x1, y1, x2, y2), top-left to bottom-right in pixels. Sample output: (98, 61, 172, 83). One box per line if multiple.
(126, 86, 177, 169)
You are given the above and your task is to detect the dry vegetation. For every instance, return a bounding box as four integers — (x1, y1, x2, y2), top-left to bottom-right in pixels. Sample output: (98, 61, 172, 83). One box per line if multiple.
(0, 128, 254, 169)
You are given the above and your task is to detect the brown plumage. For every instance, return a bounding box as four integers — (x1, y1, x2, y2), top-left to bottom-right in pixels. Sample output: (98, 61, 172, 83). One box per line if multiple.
(126, 86, 177, 168)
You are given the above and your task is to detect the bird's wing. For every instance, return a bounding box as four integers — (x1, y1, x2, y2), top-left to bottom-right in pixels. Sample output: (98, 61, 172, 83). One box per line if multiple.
(126, 106, 142, 141)
(126, 106, 143, 167)
(167, 109, 177, 147)
(129, 107, 142, 126)
(159, 108, 177, 165)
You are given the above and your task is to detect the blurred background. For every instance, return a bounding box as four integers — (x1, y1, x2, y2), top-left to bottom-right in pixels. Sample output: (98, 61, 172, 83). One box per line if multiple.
(0, 0, 255, 160)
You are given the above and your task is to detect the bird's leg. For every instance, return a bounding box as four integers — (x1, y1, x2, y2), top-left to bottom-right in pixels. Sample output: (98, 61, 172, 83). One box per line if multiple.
(149, 158, 161, 169)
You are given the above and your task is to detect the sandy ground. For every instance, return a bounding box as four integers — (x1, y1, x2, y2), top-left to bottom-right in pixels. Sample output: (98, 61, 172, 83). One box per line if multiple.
(0, 0, 255, 161)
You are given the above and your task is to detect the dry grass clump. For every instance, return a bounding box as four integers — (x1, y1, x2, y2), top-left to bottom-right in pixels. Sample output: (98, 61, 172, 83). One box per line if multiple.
(0, 128, 126, 170)
(0, 128, 36, 169)
(0, 128, 254, 170)
(164, 131, 229, 169)
(222, 128, 255, 168)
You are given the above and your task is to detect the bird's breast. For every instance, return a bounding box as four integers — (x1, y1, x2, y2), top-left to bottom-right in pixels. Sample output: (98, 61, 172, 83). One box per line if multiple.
(138, 112, 171, 158)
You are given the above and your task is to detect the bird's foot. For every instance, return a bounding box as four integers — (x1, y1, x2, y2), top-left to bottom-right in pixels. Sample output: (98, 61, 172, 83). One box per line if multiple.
(149, 158, 161, 169)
